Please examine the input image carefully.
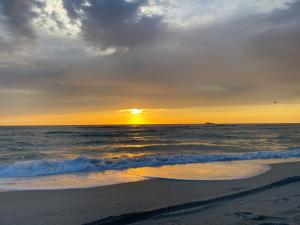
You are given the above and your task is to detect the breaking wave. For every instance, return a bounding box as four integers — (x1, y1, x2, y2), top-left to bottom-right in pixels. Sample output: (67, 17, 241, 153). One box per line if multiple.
(0, 148, 300, 178)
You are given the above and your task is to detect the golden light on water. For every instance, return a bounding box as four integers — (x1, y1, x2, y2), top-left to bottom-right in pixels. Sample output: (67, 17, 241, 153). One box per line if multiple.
(129, 161, 271, 180)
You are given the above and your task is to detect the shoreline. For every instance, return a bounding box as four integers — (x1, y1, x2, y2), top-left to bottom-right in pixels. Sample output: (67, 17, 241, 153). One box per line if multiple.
(1, 155, 300, 191)
(1, 161, 300, 225)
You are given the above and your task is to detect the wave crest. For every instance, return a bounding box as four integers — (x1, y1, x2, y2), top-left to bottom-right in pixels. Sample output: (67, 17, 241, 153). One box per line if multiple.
(0, 148, 300, 178)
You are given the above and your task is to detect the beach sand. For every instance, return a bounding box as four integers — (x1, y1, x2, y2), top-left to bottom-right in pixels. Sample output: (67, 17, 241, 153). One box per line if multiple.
(135, 180, 300, 225)
(1, 161, 300, 225)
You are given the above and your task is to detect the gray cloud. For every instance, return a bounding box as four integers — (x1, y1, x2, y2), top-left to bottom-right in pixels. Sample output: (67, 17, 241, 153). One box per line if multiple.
(0, 0, 300, 115)
(62, 0, 85, 21)
(248, 1, 300, 78)
(63, 0, 165, 50)
(0, 0, 45, 40)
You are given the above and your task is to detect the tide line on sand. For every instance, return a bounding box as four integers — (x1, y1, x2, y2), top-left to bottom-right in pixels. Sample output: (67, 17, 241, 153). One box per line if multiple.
(83, 176, 300, 225)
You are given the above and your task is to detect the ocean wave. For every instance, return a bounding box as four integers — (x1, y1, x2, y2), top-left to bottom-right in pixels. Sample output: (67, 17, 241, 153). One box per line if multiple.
(0, 148, 300, 178)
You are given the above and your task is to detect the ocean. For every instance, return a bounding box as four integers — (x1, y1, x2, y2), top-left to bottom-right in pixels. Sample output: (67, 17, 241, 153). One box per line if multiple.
(0, 124, 300, 190)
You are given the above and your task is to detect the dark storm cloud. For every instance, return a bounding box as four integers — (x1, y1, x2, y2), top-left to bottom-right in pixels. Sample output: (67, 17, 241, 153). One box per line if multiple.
(63, 0, 165, 50)
(0, 0, 45, 40)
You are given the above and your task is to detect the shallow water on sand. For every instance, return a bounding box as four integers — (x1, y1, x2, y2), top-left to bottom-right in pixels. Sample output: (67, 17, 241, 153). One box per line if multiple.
(1, 158, 300, 191)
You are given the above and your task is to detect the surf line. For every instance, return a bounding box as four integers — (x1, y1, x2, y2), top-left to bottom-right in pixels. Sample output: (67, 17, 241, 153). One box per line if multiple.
(83, 176, 300, 225)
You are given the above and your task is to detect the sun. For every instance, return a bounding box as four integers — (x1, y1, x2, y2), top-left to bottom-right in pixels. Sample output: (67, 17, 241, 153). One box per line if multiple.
(119, 108, 147, 124)
(130, 108, 143, 115)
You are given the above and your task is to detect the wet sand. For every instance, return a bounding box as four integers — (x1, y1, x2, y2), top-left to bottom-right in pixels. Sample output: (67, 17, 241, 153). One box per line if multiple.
(1, 161, 300, 225)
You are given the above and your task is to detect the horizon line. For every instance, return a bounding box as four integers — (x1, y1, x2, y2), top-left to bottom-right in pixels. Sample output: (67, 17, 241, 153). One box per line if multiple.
(0, 122, 299, 127)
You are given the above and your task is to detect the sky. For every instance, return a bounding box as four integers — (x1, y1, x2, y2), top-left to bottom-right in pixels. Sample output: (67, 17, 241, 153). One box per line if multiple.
(0, 0, 299, 125)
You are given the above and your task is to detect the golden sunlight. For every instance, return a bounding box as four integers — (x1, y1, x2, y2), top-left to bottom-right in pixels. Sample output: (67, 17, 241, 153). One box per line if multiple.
(128, 108, 146, 124)
(1, 104, 300, 125)
(118, 108, 147, 124)
(130, 108, 143, 114)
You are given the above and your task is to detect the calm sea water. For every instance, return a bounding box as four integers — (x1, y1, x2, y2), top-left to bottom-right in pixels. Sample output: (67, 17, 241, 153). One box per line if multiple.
(0, 124, 300, 179)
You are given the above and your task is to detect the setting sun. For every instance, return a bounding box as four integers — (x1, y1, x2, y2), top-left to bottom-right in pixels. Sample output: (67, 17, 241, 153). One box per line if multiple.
(130, 108, 143, 115)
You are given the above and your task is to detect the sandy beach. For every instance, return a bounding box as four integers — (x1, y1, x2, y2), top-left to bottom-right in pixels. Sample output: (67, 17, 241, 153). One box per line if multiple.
(0, 161, 300, 225)
(136, 178, 300, 225)
(1, 0, 299, 223)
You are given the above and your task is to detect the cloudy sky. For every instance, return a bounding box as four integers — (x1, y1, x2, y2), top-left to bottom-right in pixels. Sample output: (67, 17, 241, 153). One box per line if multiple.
(0, 0, 299, 124)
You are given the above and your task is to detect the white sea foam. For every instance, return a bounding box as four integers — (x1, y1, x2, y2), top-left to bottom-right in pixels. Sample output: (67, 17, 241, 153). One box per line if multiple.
(0, 148, 300, 178)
